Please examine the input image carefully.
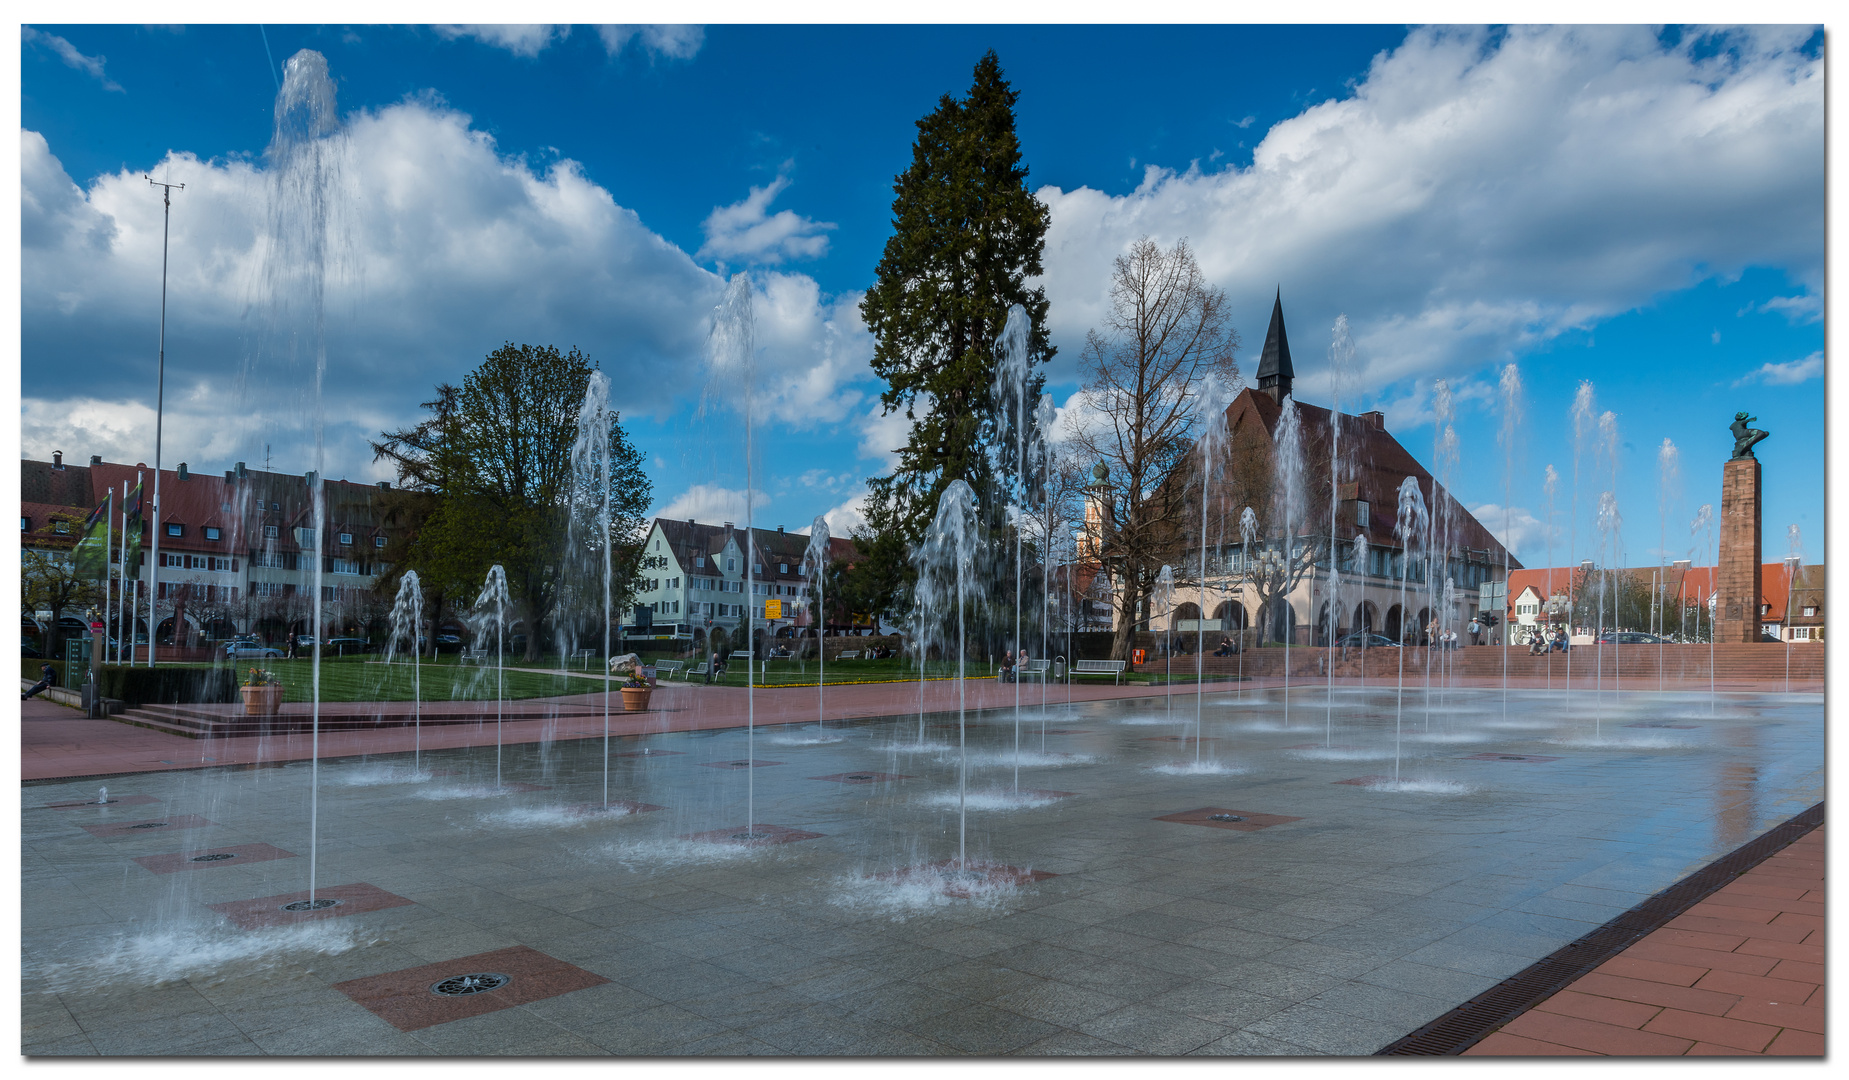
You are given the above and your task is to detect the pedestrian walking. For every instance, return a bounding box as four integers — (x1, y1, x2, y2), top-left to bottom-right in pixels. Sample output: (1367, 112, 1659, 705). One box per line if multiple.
(23, 663, 55, 701)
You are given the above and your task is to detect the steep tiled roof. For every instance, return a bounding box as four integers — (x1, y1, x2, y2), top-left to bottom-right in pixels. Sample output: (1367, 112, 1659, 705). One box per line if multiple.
(1504, 563, 1824, 624)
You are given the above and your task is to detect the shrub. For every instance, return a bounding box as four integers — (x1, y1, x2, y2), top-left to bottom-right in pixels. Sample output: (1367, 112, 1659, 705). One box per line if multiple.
(21, 658, 66, 687)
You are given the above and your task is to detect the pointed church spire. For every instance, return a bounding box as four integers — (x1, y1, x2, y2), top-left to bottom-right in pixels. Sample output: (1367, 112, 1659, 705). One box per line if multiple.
(1256, 288, 1294, 403)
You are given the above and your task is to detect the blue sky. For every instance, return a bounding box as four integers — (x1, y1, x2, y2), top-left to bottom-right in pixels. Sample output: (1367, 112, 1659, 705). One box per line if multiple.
(20, 23, 1825, 570)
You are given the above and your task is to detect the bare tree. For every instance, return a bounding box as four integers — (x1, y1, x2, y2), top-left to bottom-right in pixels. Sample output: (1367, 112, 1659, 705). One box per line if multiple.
(1070, 237, 1240, 661)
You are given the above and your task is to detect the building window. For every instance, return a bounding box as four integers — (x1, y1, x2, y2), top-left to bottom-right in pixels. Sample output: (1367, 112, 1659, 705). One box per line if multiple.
(296, 528, 316, 546)
(263, 525, 279, 539)
(695, 556, 705, 568)
(338, 532, 353, 545)
(780, 563, 788, 573)
(1803, 606, 1817, 617)
(329, 558, 362, 575)
(1356, 501, 1370, 528)
(375, 536, 386, 548)
(20, 517, 27, 531)
(162, 553, 184, 567)
(204, 527, 221, 541)
(165, 523, 183, 537)
(727, 558, 736, 572)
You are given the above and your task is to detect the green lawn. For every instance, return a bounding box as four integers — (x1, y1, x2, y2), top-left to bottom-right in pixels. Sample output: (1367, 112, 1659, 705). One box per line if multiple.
(224, 657, 582, 703)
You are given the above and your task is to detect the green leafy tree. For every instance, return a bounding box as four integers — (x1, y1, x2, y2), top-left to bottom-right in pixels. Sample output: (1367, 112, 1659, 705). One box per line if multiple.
(22, 510, 101, 661)
(858, 49, 1054, 612)
(373, 344, 651, 661)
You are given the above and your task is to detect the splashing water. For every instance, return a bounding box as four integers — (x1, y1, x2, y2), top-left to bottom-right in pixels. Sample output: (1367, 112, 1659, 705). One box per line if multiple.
(470, 565, 510, 788)
(385, 570, 424, 772)
(569, 371, 617, 808)
(1195, 372, 1234, 759)
(1595, 491, 1623, 731)
(1272, 396, 1305, 725)
(1497, 364, 1523, 721)
(708, 274, 758, 830)
(916, 480, 982, 868)
(990, 304, 1035, 790)
(803, 514, 833, 728)
(30, 922, 379, 995)
(1393, 477, 1430, 781)
(1238, 506, 1259, 697)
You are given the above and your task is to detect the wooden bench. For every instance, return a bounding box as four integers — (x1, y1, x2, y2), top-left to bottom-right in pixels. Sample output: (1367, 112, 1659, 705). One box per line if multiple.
(1070, 659, 1127, 685)
(570, 648, 597, 669)
(655, 660, 686, 680)
(837, 650, 860, 660)
(459, 647, 490, 665)
(1018, 658, 1051, 683)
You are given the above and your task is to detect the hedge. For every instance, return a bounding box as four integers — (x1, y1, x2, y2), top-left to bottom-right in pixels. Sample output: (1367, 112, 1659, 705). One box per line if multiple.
(21, 658, 65, 687)
(94, 664, 238, 707)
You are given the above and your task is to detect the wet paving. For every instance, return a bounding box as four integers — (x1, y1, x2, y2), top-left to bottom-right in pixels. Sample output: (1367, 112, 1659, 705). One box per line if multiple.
(20, 685, 1823, 1055)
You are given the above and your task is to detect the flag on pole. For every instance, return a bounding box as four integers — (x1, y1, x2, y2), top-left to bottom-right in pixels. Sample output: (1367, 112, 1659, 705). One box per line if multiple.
(123, 481, 144, 571)
(73, 494, 112, 579)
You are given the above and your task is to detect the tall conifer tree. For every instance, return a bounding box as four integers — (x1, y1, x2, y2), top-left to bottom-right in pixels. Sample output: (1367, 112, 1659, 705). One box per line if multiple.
(860, 50, 1054, 567)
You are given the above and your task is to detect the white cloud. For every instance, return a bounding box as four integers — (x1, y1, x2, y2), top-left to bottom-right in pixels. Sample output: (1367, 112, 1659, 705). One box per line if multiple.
(856, 397, 923, 462)
(698, 173, 835, 265)
(23, 27, 123, 92)
(655, 484, 768, 524)
(1035, 26, 1822, 395)
(1757, 293, 1823, 324)
(822, 490, 869, 536)
(21, 98, 868, 479)
(1470, 503, 1559, 565)
(1733, 351, 1823, 388)
(597, 25, 705, 61)
(432, 25, 568, 58)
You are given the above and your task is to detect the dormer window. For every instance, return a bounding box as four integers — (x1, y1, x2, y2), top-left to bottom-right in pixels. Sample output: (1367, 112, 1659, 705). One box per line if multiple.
(1356, 501, 1370, 528)
(53, 522, 69, 535)
(205, 527, 221, 541)
(20, 517, 28, 531)
(1803, 606, 1817, 617)
(338, 532, 353, 545)
(166, 523, 183, 537)
(779, 563, 788, 574)
(263, 525, 279, 539)
(375, 536, 387, 548)
(727, 558, 737, 572)
(695, 556, 705, 568)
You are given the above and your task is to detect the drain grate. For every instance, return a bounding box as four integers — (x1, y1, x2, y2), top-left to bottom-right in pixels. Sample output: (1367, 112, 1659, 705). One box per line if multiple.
(1376, 799, 1824, 1055)
(1206, 813, 1245, 822)
(845, 774, 875, 781)
(128, 822, 170, 829)
(730, 832, 772, 841)
(429, 972, 510, 997)
(189, 853, 238, 863)
(281, 898, 343, 912)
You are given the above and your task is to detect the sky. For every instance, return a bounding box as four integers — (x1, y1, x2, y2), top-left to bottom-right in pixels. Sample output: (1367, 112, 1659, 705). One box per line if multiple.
(18, 21, 1827, 573)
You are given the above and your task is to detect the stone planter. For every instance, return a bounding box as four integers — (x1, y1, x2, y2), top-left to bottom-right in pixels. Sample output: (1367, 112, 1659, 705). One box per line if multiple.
(620, 686, 652, 712)
(241, 684, 284, 716)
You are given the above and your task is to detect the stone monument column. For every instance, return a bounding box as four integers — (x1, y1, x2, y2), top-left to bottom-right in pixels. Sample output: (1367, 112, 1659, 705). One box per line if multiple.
(1716, 456, 1762, 643)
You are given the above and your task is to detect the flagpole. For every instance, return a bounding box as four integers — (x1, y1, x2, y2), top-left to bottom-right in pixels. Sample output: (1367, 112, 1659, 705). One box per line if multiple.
(146, 176, 182, 667)
(103, 491, 113, 664)
(118, 481, 128, 665)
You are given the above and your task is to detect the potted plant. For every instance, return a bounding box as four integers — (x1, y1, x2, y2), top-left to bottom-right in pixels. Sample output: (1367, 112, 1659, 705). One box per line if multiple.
(619, 669, 652, 712)
(240, 667, 283, 716)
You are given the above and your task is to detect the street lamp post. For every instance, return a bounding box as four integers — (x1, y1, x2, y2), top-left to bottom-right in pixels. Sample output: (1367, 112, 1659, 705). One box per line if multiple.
(145, 175, 183, 666)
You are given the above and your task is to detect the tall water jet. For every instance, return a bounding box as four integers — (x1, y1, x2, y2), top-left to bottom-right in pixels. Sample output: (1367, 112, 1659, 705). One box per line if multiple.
(251, 49, 349, 903)
(1784, 524, 1803, 694)
(1543, 465, 1559, 690)
(917, 480, 981, 867)
(707, 275, 759, 829)
(385, 571, 424, 774)
(1237, 507, 1258, 698)
(990, 305, 1034, 776)
(1193, 375, 1233, 756)
(1272, 396, 1305, 725)
(1033, 392, 1058, 728)
(1597, 410, 1622, 699)
(1324, 316, 1355, 743)
(802, 515, 832, 729)
(1691, 504, 1715, 711)
(1497, 364, 1524, 722)
(472, 565, 510, 789)
(1151, 564, 1176, 717)
(1567, 381, 1597, 714)
(1393, 477, 1429, 781)
(569, 371, 615, 806)
(1656, 438, 1680, 691)
(1427, 379, 1459, 730)
(1594, 491, 1622, 732)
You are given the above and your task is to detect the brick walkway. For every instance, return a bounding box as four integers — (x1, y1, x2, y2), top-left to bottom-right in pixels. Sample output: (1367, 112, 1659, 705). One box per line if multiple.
(1466, 826, 1826, 1056)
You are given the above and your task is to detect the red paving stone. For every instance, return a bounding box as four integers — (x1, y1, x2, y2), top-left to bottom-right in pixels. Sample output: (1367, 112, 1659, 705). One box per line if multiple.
(1466, 827, 1825, 1057)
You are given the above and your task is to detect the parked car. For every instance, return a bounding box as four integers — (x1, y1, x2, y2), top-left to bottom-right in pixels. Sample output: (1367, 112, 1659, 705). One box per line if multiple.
(22, 642, 43, 659)
(1336, 632, 1400, 649)
(1597, 631, 1670, 645)
(324, 637, 372, 657)
(225, 642, 284, 659)
(435, 634, 463, 654)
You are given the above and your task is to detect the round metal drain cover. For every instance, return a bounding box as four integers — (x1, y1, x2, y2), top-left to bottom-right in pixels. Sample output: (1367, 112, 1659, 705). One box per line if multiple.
(89, 799, 118, 805)
(280, 898, 343, 912)
(128, 822, 169, 829)
(731, 832, 772, 841)
(190, 853, 238, 862)
(845, 774, 875, 781)
(1498, 756, 1526, 761)
(1207, 814, 1245, 822)
(430, 972, 510, 997)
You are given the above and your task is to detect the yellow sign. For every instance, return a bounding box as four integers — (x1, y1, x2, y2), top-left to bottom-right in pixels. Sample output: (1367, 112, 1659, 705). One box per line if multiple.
(765, 598, 782, 619)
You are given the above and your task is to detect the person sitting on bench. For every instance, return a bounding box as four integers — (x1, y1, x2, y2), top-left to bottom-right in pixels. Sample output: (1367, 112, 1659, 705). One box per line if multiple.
(23, 663, 55, 701)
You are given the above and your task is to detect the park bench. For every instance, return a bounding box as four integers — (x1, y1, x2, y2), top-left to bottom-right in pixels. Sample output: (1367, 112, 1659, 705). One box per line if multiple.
(1070, 659, 1127, 685)
(654, 660, 686, 680)
(459, 647, 490, 665)
(570, 648, 597, 669)
(1018, 658, 1051, 683)
(688, 660, 712, 680)
(837, 650, 860, 660)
